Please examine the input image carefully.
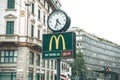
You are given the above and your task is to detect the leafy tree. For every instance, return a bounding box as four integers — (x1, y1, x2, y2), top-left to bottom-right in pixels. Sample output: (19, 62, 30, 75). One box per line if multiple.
(71, 50, 86, 76)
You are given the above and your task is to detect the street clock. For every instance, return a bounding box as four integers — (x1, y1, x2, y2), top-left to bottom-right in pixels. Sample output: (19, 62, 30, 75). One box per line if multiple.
(47, 9, 71, 32)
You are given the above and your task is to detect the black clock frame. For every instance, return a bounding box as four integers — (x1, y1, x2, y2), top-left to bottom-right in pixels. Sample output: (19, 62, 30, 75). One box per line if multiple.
(47, 9, 71, 32)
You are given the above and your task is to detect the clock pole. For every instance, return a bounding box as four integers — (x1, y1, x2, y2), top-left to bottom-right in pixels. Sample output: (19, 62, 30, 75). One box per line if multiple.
(46, 9, 71, 80)
(57, 59, 61, 80)
(51, 30, 61, 80)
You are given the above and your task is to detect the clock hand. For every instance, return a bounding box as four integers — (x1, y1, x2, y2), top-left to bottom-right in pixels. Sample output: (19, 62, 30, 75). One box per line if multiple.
(56, 19, 61, 25)
(54, 21, 58, 29)
(54, 19, 61, 29)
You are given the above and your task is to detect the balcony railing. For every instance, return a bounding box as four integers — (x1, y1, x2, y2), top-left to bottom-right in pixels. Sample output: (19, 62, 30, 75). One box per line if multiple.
(27, 37, 42, 47)
(0, 35, 42, 47)
(0, 35, 18, 42)
(18, 36, 42, 47)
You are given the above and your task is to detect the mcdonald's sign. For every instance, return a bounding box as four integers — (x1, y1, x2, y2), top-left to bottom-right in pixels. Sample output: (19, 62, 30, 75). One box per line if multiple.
(42, 32, 76, 59)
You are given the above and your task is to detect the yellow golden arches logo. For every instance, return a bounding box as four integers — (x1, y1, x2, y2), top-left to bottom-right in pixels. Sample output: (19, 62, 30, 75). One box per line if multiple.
(49, 35, 66, 51)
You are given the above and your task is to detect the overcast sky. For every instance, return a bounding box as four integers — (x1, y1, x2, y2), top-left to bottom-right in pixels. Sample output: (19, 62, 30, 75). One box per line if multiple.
(60, 0, 120, 45)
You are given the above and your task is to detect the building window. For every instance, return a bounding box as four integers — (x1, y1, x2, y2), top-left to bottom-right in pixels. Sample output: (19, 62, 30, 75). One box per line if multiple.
(0, 50, 17, 63)
(38, 9, 40, 20)
(0, 72, 16, 80)
(51, 71, 53, 80)
(31, 25, 34, 37)
(62, 63, 64, 70)
(36, 54, 40, 66)
(6, 21, 14, 34)
(51, 60, 53, 69)
(41, 0, 44, 5)
(48, 4, 50, 13)
(29, 52, 34, 65)
(7, 0, 15, 9)
(38, 30, 40, 39)
(46, 70, 49, 80)
(43, 15, 45, 25)
(41, 72, 45, 80)
(28, 72, 33, 80)
(42, 60, 45, 68)
(55, 60, 57, 69)
(36, 73, 40, 80)
(44, 0, 45, 7)
(41, 0, 45, 6)
(32, 3, 34, 14)
(47, 60, 49, 68)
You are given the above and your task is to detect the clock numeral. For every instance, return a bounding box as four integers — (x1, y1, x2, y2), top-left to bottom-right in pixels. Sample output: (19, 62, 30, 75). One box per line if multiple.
(49, 21, 52, 23)
(57, 12, 59, 15)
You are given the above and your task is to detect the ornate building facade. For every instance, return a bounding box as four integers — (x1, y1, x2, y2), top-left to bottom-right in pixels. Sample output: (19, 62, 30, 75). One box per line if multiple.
(0, 0, 71, 80)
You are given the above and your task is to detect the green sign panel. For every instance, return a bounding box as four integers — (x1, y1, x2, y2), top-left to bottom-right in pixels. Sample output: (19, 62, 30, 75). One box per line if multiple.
(42, 32, 76, 59)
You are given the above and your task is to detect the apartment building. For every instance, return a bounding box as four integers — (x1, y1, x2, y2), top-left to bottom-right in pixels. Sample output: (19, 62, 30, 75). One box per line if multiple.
(0, 0, 71, 80)
(69, 27, 120, 80)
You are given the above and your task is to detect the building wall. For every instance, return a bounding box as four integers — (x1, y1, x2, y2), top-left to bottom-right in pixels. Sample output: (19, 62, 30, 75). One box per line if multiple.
(69, 27, 120, 79)
(0, 0, 71, 80)
(79, 33, 120, 72)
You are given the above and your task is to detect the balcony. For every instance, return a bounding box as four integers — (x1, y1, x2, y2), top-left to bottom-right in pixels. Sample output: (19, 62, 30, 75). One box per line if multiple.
(19, 36, 42, 52)
(0, 35, 18, 43)
(18, 36, 42, 47)
(27, 37, 42, 52)
(0, 35, 42, 51)
(27, 37, 42, 47)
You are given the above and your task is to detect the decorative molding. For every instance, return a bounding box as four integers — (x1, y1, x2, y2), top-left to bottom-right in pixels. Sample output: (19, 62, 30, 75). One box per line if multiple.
(4, 14, 17, 19)
(5, 9, 17, 11)
(31, 19, 35, 24)
(20, 10, 25, 17)
(37, 24, 42, 28)
(0, 68, 16, 72)
(42, 28, 47, 32)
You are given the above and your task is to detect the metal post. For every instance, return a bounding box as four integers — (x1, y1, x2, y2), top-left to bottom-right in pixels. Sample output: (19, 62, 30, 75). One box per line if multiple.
(57, 59, 60, 80)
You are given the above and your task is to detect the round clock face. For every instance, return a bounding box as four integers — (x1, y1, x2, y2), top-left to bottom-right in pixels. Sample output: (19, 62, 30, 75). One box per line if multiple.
(47, 9, 70, 32)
